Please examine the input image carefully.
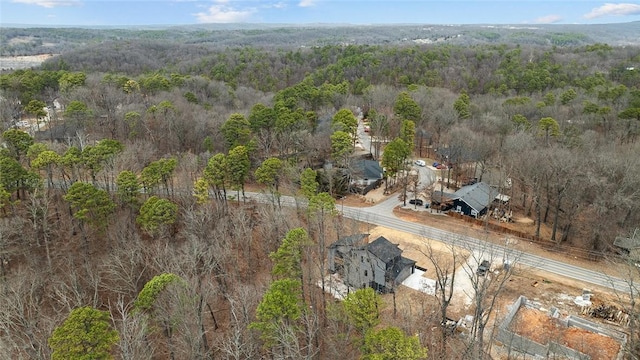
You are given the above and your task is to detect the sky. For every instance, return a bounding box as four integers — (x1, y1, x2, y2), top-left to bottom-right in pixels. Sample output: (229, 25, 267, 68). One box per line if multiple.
(1, 0, 640, 27)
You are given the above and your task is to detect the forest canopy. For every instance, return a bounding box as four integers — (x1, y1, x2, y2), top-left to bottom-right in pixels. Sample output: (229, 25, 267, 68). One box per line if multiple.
(1, 24, 640, 359)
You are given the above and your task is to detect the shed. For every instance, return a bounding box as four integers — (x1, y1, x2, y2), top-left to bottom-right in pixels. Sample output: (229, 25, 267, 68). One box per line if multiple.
(613, 228, 640, 259)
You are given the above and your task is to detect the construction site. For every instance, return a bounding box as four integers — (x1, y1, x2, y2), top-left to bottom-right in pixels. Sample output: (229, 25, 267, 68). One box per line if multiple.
(496, 296, 628, 360)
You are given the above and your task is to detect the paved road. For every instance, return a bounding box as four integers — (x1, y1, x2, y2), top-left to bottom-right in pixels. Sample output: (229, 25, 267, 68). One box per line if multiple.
(344, 113, 628, 295)
(49, 175, 633, 295)
(354, 113, 435, 199)
(252, 191, 631, 294)
(340, 200, 631, 294)
(415, 163, 436, 189)
(50, 164, 632, 295)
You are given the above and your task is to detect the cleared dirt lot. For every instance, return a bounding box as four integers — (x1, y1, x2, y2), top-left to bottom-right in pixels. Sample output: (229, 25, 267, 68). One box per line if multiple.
(512, 307, 620, 360)
(343, 187, 631, 358)
(363, 223, 629, 327)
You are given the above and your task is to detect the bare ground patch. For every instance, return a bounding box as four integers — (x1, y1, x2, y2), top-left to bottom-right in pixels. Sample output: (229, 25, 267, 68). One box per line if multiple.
(511, 307, 620, 360)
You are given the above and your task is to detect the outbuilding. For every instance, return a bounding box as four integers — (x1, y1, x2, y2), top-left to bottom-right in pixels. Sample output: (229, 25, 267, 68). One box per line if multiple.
(613, 228, 640, 260)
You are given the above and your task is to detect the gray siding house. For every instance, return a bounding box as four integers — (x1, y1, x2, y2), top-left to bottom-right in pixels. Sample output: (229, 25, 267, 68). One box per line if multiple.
(329, 234, 416, 293)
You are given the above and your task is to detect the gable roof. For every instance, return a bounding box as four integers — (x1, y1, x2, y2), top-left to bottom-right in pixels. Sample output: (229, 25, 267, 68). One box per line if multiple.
(366, 236, 402, 264)
(431, 190, 456, 202)
(392, 256, 417, 279)
(330, 233, 368, 249)
(451, 182, 498, 212)
(614, 229, 640, 250)
(352, 160, 383, 180)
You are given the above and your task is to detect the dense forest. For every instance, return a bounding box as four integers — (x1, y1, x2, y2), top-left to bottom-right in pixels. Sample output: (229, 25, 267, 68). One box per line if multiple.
(1, 24, 640, 359)
(2, 22, 640, 57)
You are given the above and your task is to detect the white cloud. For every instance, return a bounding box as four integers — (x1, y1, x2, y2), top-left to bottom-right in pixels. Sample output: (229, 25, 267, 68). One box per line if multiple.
(271, 2, 287, 9)
(259, 1, 287, 9)
(194, 4, 255, 23)
(584, 3, 640, 19)
(298, 0, 316, 8)
(12, 0, 80, 8)
(534, 14, 563, 24)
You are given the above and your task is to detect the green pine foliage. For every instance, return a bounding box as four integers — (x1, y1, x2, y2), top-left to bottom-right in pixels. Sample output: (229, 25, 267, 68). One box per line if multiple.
(270, 227, 309, 280)
(361, 326, 428, 360)
(136, 196, 178, 235)
(134, 273, 184, 312)
(342, 288, 383, 334)
(48, 306, 119, 360)
(64, 182, 115, 231)
(250, 278, 303, 346)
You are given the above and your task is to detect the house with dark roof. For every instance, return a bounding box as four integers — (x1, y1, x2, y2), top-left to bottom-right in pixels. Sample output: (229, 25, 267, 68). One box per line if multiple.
(329, 234, 416, 293)
(430, 190, 456, 211)
(328, 233, 369, 274)
(450, 182, 499, 218)
(350, 159, 383, 186)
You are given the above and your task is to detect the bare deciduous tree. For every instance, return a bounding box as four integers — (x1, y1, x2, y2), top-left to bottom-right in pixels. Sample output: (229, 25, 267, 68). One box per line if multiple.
(0, 269, 53, 360)
(462, 242, 520, 360)
(418, 237, 465, 358)
(110, 297, 154, 360)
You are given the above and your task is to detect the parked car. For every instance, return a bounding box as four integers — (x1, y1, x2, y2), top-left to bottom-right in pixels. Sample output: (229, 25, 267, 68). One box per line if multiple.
(414, 159, 426, 167)
(476, 260, 490, 276)
(409, 199, 424, 206)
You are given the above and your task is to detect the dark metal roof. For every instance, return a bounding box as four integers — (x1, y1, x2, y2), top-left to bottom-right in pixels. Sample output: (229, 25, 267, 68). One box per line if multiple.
(329, 233, 368, 249)
(392, 256, 417, 280)
(366, 236, 402, 264)
(431, 191, 455, 202)
(34, 123, 80, 142)
(451, 182, 498, 212)
(352, 160, 383, 180)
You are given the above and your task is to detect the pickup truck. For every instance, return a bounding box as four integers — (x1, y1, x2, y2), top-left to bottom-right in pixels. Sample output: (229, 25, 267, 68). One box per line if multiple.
(476, 260, 490, 276)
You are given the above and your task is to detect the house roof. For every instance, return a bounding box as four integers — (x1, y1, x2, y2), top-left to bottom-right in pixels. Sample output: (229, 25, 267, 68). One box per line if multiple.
(366, 236, 402, 264)
(431, 191, 456, 203)
(614, 229, 640, 250)
(329, 233, 368, 249)
(34, 123, 81, 142)
(451, 182, 498, 213)
(392, 256, 416, 277)
(352, 160, 383, 180)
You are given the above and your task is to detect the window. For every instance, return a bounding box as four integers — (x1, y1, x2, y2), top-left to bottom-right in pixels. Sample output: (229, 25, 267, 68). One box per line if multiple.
(364, 270, 368, 277)
(361, 256, 363, 262)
